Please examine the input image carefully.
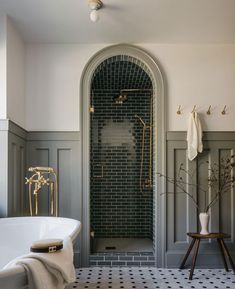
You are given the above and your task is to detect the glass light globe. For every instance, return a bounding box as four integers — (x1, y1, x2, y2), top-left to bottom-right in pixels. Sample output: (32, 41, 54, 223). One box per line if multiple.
(90, 10, 99, 22)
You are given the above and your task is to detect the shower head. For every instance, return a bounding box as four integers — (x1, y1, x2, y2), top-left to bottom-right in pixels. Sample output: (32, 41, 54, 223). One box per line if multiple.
(114, 94, 128, 104)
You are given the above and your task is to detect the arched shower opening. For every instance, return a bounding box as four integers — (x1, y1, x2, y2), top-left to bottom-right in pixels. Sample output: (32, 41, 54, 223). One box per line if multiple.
(90, 55, 154, 255)
(81, 45, 165, 267)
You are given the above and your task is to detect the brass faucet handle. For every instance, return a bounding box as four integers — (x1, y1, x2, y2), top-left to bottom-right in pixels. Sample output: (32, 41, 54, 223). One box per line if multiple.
(42, 178, 51, 185)
(25, 177, 33, 185)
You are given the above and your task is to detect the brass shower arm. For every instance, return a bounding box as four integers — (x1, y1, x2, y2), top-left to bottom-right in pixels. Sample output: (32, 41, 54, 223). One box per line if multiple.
(135, 114, 146, 127)
(135, 114, 152, 128)
(120, 88, 152, 94)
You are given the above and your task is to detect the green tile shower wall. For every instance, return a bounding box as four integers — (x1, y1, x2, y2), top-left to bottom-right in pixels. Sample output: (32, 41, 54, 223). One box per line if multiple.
(90, 57, 153, 239)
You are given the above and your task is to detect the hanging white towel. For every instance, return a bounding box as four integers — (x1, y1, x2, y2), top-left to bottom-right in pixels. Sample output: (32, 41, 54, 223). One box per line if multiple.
(187, 112, 203, 161)
(4, 236, 76, 289)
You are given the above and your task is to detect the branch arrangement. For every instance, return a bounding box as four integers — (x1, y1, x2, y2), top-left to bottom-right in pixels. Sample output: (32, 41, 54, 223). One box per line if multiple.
(158, 156, 235, 213)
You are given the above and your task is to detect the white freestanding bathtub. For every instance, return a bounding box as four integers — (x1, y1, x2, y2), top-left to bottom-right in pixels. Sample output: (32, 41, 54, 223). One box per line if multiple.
(0, 217, 82, 289)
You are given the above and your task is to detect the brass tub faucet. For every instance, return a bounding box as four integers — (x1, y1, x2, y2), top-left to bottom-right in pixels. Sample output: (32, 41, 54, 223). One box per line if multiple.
(25, 167, 58, 217)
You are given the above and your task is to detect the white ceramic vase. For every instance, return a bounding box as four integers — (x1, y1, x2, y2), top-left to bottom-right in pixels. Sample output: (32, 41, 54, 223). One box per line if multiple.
(199, 212, 210, 235)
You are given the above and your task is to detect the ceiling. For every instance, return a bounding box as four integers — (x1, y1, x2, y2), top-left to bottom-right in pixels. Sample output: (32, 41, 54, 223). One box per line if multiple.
(0, 0, 235, 43)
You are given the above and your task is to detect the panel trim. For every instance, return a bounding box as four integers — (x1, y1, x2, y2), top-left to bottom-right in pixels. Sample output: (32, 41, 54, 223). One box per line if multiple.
(28, 131, 80, 141)
(166, 135, 235, 267)
(0, 119, 27, 140)
(167, 131, 235, 141)
(0, 120, 80, 141)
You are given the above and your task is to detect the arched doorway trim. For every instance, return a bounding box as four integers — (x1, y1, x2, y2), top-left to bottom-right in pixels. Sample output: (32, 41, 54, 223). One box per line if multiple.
(80, 44, 166, 267)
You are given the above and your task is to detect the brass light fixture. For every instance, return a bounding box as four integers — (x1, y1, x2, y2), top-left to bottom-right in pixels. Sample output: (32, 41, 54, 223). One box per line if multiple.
(87, 0, 103, 22)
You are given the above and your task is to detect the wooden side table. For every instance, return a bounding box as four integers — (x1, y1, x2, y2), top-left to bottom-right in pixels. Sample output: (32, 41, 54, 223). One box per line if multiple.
(179, 233, 235, 280)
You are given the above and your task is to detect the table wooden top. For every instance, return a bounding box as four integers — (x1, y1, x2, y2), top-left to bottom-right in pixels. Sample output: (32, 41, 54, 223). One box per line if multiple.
(187, 233, 231, 239)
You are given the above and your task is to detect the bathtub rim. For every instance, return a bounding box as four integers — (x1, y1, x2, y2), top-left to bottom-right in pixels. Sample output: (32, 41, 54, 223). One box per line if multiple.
(0, 216, 82, 242)
(0, 216, 82, 289)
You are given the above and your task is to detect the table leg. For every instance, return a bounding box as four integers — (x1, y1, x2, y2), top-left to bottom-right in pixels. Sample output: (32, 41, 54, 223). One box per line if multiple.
(220, 239, 235, 272)
(217, 238, 229, 272)
(189, 238, 200, 280)
(179, 238, 196, 269)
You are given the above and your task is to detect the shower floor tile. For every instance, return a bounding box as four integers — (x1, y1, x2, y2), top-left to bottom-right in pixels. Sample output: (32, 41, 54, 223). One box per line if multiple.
(94, 238, 153, 252)
(68, 267, 235, 289)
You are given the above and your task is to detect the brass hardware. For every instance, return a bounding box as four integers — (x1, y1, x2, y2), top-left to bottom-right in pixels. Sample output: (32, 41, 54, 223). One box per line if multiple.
(90, 90, 95, 112)
(177, 105, 182, 115)
(25, 167, 58, 217)
(92, 89, 153, 92)
(28, 166, 54, 173)
(191, 105, 196, 113)
(221, 105, 227, 115)
(114, 94, 128, 104)
(113, 89, 153, 104)
(206, 105, 212, 115)
(135, 95, 153, 193)
(49, 246, 57, 253)
(88, 0, 103, 9)
(120, 89, 152, 93)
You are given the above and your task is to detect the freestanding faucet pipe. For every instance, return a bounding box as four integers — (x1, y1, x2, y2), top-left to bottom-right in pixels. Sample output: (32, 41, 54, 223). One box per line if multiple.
(25, 167, 58, 217)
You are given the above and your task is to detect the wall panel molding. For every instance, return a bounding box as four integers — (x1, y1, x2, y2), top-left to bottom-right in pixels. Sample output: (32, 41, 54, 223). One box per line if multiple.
(0, 119, 27, 217)
(0, 119, 81, 218)
(27, 131, 80, 141)
(26, 128, 82, 266)
(8, 132, 26, 216)
(1, 119, 235, 268)
(167, 131, 235, 141)
(166, 131, 235, 267)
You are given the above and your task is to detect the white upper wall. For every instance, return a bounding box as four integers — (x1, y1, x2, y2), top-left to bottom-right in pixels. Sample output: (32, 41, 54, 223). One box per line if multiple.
(26, 44, 106, 131)
(142, 44, 235, 131)
(6, 17, 25, 128)
(0, 15, 7, 119)
(25, 43, 235, 131)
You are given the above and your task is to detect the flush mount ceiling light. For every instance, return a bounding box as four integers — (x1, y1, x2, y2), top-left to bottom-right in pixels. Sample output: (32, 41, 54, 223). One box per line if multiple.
(88, 0, 103, 22)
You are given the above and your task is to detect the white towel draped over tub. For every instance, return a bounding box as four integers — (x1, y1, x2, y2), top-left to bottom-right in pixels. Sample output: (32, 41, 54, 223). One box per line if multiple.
(187, 112, 203, 161)
(4, 236, 76, 289)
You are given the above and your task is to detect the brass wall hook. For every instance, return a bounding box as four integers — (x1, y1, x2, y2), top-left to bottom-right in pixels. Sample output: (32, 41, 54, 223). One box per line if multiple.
(206, 105, 212, 115)
(177, 105, 182, 115)
(221, 105, 227, 115)
(191, 105, 196, 113)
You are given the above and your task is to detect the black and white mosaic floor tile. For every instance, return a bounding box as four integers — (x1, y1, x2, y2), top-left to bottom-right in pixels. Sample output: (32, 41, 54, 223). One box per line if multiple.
(67, 267, 235, 289)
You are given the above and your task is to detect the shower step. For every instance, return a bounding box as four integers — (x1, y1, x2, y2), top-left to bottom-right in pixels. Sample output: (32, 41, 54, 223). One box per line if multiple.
(89, 252, 155, 267)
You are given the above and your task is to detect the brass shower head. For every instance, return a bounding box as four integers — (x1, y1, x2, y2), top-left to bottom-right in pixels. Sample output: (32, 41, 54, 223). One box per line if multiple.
(114, 94, 128, 104)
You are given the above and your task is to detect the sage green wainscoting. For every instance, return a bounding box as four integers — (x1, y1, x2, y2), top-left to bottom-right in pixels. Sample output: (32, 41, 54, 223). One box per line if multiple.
(1, 120, 235, 268)
(166, 131, 235, 267)
(27, 131, 81, 219)
(0, 120, 82, 266)
(27, 130, 82, 267)
(0, 120, 27, 217)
